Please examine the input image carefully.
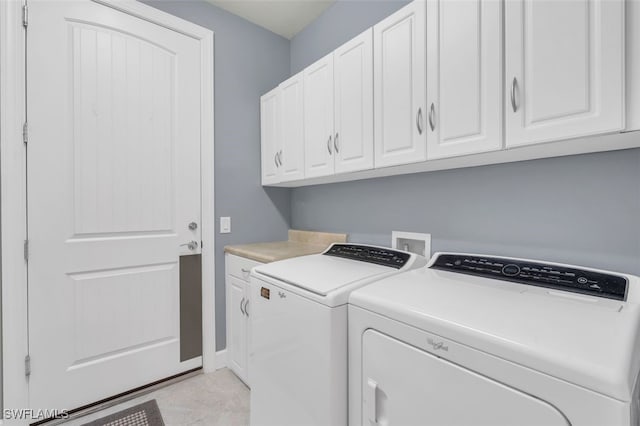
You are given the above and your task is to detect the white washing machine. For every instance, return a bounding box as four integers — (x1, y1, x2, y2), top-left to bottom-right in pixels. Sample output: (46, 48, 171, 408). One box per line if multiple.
(349, 252, 640, 426)
(249, 243, 426, 426)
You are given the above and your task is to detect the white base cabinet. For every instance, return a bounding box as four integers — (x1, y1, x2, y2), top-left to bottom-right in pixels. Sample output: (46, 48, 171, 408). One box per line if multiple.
(225, 253, 262, 386)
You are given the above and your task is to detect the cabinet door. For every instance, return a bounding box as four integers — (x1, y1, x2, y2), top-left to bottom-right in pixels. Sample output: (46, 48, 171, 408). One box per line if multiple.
(260, 87, 281, 185)
(426, 0, 503, 159)
(505, 0, 624, 147)
(227, 276, 248, 384)
(334, 29, 374, 174)
(373, 1, 426, 168)
(244, 281, 252, 386)
(279, 73, 305, 182)
(304, 53, 335, 178)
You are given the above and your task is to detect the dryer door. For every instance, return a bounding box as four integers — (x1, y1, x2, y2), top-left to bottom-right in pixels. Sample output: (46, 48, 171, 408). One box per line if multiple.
(361, 330, 570, 426)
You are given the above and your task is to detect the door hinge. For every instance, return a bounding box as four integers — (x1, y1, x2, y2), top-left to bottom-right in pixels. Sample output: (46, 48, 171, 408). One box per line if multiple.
(22, 4, 28, 28)
(23, 239, 29, 261)
(25, 355, 31, 377)
(22, 122, 28, 144)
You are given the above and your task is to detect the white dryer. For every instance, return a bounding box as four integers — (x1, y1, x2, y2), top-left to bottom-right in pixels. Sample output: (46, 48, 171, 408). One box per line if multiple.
(249, 243, 426, 426)
(349, 253, 640, 426)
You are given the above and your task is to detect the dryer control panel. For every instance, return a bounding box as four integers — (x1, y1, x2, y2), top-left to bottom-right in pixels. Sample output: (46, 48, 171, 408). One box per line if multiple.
(431, 254, 628, 301)
(324, 244, 411, 269)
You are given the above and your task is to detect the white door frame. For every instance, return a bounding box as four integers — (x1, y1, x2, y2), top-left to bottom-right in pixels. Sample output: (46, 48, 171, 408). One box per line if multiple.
(0, 0, 215, 415)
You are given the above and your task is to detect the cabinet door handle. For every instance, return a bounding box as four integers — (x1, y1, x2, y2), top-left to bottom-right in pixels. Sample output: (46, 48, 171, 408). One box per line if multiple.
(327, 135, 333, 155)
(416, 108, 424, 134)
(334, 133, 339, 153)
(241, 268, 251, 274)
(278, 150, 283, 166)
(244, 299, 250, 317)
(428, 103, 435, 131)
(510, 77, 519, 112)
(274, 153, 279, 168)
(240, 296, 246, 315)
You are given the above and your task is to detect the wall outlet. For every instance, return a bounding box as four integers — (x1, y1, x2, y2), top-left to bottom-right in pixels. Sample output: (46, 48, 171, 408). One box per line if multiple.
(392, 231, 431, 259)
(220, 216, 231, 234)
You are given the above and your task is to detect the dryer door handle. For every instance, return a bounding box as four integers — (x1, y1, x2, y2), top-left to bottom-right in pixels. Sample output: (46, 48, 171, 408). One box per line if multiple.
(366, 378, 378, 424)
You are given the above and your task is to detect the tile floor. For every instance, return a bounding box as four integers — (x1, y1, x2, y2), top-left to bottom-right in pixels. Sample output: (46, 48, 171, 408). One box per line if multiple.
(64, 369, 249, 426)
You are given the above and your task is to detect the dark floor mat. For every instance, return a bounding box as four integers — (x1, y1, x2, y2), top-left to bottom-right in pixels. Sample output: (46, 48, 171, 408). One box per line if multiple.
(81, 399, 164, 426)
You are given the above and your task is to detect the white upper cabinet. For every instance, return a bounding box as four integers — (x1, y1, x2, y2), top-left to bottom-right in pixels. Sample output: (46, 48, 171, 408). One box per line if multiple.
(261, 0, 636, 187)
(304, 53, 336, 178)
(260, 87, 280, 186)
(334, 29, 374, 174)
(426, 0, 503, 159)
(374, 0, 427, 168)
(279, 73, 305, 181)
(505, 0, 625, 147)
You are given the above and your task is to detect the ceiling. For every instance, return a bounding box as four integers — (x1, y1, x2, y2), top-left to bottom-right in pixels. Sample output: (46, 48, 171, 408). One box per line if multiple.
(206, 0, 335, 39)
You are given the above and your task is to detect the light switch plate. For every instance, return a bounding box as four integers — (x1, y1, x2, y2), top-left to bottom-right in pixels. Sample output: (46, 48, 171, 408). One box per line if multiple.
(220, 216, 231, 234)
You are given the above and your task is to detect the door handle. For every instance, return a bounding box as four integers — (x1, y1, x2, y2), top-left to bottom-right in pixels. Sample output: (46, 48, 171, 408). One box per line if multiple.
(180, 241, 198, 250)
(244, 299, 250, 317)
(278, 150, 283, 166)
(274, 153, 279, 168)
(334, 133, 339, 153)
(327, 135, 333, 155)
(416, 108, 424, 134)
(366, 378, 378, 424)
(240, 297, 246, 315)
(510, 77, 519, 112)
(428, 103, 436, 131)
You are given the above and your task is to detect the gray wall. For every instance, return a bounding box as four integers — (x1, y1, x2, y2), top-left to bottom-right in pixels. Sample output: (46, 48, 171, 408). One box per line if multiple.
(292, 150, 640, 274)
(290, 1, 640, 275)
(144, 0, 291, 350)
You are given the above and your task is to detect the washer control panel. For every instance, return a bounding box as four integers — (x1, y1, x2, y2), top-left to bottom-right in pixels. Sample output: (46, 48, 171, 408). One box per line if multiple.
(323, 244, 411, 269)
(431, 254, 628, 301)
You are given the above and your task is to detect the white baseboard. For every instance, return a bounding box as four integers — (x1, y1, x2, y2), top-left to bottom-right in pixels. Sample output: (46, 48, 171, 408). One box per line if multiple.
(215, 349, 227, 370)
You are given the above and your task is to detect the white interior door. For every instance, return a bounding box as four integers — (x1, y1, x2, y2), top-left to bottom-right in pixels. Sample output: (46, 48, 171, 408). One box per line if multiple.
(426, 0, 503, 159)
(362, 330, 570, 426)
(373, 1, 426, 168)
(279, 73, 305, 182)
(261, 87, 281, 185)
(334, 28, 374, 174)
(304, 53, 335, 178)
(505, 0, 624, 147)
(27, 0, 202, 411)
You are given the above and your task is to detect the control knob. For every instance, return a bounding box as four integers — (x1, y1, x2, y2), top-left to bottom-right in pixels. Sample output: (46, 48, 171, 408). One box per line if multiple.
(502, 264, 521, 276)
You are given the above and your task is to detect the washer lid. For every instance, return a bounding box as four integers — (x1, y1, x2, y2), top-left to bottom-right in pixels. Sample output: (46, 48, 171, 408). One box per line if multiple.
(253, 253, 394, 296)
(349, 253, 640, 401)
